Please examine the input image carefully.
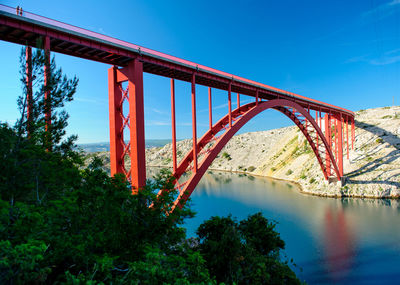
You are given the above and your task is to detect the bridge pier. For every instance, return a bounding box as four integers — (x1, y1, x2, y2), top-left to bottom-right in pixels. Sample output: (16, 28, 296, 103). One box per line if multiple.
(44, 36, 51, 138)
(336, 114, 344, 177)
(108, 59, 146, 192)
(25, 46, 32, 134)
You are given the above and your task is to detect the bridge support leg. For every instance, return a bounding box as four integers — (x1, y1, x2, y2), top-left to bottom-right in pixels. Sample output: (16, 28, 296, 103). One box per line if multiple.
(191, 74, 198, 172)
(324, 113, 331, 177)
(44, 36, 51, 149)
(108, 59, 146, 192)
(351, 117, 355, 150)
(208, 87, 212, 130)
(346, 116, 349, 160)
(171, 79, 177, 172)
(228, 82, 232, 127)
(337, 114, 344, 177)
(108, 66, 124, 176)
(25, 46, 32, 135)
(256, 89, 259, 105)
(127, 59, 146, 192)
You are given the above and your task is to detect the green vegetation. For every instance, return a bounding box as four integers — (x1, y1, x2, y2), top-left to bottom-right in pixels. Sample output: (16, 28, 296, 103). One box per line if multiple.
(286, 169, 293, 175)
(248, 166, 256, 172)
(376, 138, 384, 144)
(382, 115, 392, 119)
(0, 47, 301, 284)
(222, 151, 232, 160)
(197, 214, 300, 284)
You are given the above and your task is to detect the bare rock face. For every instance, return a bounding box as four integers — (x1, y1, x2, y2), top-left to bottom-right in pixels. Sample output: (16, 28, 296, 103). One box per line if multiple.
(95, 106, 400, 199)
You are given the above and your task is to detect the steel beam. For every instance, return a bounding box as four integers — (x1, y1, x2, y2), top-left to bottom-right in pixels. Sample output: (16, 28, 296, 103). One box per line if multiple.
(208, 87, 212, 129)
(325, 114, 331, 176)
(351, 117, 355, 150)
(346, 116, 349, 160)
(44, 36, 51, 138)
(108, 66, 124, 176)
(126, 59, 146, 192)
(191, 73, 198, 172)
(337, 114, 344, 177)
(228, 82, 232, 127)
(25, 45, 32, 134)
(171, 79, 177, 172)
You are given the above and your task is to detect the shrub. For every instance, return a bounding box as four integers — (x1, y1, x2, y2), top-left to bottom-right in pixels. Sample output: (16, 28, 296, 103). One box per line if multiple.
(222, 152, 232, 160)
(248, 166, 256, 172)
(286, 169, 293, 175)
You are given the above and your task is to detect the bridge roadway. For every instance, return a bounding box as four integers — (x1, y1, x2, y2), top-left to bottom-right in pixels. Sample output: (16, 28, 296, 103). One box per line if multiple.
(0, 4, 353, 118)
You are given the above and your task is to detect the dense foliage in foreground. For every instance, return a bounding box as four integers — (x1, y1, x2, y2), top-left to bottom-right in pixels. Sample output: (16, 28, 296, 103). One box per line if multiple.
(0, 125, 301, 283)
(0, 47, 301, 284)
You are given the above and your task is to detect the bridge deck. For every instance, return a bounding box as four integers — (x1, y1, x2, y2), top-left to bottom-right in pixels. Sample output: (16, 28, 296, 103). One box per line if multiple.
(0, 4, 353, 117)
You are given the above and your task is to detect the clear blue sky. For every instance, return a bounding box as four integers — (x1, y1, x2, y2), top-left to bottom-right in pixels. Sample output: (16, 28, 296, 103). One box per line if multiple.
(0, 0, 399, 143)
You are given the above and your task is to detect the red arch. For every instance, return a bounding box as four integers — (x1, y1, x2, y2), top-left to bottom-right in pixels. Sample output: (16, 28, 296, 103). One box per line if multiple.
(164, 99, 340, 210)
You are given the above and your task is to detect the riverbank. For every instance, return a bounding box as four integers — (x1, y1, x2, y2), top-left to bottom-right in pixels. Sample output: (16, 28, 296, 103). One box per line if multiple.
(91, 106, 400, 199)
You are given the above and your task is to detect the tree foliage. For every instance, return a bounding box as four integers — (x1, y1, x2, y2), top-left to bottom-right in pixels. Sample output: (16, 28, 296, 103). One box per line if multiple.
(0, 48, 302, 284)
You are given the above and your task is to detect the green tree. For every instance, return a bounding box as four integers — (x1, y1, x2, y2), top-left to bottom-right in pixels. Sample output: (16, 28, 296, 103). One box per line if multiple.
(197, 213, 301, 285)
(0, 46, 300, 284)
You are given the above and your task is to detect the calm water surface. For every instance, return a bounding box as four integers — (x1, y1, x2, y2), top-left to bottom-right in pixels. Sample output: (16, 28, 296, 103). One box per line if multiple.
(149, 169, 400, 284)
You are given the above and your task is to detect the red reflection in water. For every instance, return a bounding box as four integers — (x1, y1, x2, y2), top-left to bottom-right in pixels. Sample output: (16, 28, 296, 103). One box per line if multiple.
(323, 207, 355, 282)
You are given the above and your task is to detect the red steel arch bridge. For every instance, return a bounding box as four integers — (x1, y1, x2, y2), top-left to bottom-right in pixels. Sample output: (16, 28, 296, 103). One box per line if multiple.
(0, 5, 355, 210)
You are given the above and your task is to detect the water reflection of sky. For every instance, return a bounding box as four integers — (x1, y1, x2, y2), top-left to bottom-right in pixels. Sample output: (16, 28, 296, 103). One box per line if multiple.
(147, 168, 400, 284)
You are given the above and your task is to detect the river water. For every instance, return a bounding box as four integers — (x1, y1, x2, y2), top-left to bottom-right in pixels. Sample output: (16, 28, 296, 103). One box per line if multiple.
(148, 168, 400, 284)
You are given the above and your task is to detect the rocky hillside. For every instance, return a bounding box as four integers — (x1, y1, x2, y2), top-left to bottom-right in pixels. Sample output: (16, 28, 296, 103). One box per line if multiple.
(92, 106, 400, 198)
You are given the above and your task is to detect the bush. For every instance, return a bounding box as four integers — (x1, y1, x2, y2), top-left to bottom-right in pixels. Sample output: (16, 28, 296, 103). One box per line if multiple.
(248, 166, 256, 172)
(222, 152, 232, 160)
(286, 169, 293, 175)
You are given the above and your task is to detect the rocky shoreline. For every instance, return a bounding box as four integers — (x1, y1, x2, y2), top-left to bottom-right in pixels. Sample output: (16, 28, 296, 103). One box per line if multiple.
(91, 106, 400, 199)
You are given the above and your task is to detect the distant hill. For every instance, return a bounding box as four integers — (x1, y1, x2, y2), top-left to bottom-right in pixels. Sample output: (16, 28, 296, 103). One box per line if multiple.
(79, 139, 175, 153)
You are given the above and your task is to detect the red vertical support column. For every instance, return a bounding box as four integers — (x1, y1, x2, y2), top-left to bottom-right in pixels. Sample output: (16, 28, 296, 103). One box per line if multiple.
(337, 114, 344, 177)
(351, 117, 355, 150)
(25, 46, 32, 134)
(127, 59, 146, 191)
(171, 79, 177, 172)
(346, 116, 349, 159)
(108, 66, 124, 176)
(208, 87, 212, 130)
(324, 114, 331, 177)
(316, 110, 319, 150)
(256, 89, 259, 105)
(228, 82, 232, 127)
(44, 36, 51, 140)
(191, 74, 198, 172)
(335, 118, 338, 159)
(237, 93, 240, 109)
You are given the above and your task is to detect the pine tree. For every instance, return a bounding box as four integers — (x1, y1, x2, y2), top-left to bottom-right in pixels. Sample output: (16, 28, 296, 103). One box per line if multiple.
(17, 45, 78, 152)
